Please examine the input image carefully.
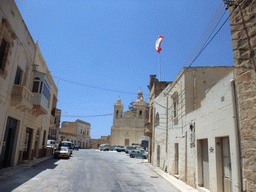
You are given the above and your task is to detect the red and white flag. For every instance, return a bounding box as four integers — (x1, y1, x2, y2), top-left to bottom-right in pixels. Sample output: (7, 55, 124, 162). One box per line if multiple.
(155, 36, 164, 53)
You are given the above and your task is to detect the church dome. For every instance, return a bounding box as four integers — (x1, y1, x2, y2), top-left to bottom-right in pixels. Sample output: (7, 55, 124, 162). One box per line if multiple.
(117, 97, 121, 103)
(138, 89, 143, 95)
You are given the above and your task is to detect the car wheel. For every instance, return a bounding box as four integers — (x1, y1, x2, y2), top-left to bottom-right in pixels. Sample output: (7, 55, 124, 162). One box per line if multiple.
(130, 155, 134, 158)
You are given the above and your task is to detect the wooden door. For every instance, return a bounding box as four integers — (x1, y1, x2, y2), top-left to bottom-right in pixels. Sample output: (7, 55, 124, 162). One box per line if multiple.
(202, 139, 209, 189)
(0, 117, 18, 168)
(157, 145, 160, 167)
(23, 128, 33, 160)
(174, 143, 179, 175)
(222, 137, 232, 192)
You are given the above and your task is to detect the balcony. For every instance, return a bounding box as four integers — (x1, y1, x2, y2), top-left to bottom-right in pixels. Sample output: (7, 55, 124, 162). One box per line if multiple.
(11, 85, 33, 112)
(28, 104, 47, 117)
(28, 71, 51, 117)
(144, 124, 152, 137)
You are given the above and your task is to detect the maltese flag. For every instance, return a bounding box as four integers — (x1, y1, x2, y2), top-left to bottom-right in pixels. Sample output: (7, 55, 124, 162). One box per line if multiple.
(155, 36, 164, 53)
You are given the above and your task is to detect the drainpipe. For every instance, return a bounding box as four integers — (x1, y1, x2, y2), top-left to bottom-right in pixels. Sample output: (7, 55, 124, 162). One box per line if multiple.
(230, 79, 242, 192)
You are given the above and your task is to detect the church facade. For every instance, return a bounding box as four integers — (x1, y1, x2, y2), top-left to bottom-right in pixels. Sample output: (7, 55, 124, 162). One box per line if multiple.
(110, 90, 147, 146)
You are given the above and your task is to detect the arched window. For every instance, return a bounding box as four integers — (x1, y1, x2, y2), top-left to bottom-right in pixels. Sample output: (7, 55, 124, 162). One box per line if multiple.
(155, 112, 160, 126)
(139, 110, 142, 116)
(116, 110, 119, 116)
(32, 77, 42, 93)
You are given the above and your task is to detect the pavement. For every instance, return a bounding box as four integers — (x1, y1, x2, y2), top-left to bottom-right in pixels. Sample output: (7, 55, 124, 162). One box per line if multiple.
(142, 160, 199, 192)
(0, 155, 53, 181)
(0, 155, 198, 192)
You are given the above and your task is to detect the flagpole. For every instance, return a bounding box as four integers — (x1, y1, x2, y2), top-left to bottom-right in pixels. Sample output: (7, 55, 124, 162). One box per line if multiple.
(159, 52, 161, 81)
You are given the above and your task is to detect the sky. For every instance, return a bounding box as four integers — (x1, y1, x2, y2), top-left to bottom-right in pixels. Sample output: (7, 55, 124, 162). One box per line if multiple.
(15, 0, 235, 139)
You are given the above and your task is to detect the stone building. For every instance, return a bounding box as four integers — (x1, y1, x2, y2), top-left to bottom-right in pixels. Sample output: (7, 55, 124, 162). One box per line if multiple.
(226, 0, 256, 191)
(110, 90, 147, 146)
(48, 108, 61, 141)
(145, 75, 171, 163)
(148, 67, 236, 191)
(0, 0, 59, 168)
(91, 135, 111, 149)
(59, 119, 91, 149)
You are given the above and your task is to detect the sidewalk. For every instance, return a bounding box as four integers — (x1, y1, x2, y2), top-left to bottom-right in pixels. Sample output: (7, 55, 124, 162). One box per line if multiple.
(0, 155, 53, 181)
(141, 160, 199, 192)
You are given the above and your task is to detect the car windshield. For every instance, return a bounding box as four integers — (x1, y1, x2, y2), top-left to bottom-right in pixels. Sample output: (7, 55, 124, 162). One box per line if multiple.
(61, 147, 68, 151)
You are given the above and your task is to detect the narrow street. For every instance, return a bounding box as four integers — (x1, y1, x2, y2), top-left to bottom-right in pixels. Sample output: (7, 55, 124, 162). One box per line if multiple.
(0, 150, 180, 192)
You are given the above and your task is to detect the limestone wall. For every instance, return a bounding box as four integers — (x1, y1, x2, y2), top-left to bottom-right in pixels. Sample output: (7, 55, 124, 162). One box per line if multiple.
(228, 1, 256, 191)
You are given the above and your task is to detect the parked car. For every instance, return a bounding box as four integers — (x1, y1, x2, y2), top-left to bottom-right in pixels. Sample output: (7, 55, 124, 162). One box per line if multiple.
(54, 146, 71, 159)
(60, 141, 73, 155)
(116, 146, 125, 152)
(125, 146, 136, 154)
(99, 144, 110, 151)
(142, 151, 148, 159)
(109, 146, 116, 151)
(47, 140, 56, 148)
(72, 144, 79, 150)
(130, 149, 147, 158)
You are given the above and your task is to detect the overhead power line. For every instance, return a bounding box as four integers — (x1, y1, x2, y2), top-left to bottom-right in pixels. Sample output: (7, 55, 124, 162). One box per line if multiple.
(62, 114, 113, 118)
(52, 75, 149, 96)
(187, 5, 236, 68)
(184, 2, 227, 67)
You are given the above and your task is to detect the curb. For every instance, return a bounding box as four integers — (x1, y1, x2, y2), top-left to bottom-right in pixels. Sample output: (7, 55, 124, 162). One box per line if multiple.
(144, 163, 199, 192)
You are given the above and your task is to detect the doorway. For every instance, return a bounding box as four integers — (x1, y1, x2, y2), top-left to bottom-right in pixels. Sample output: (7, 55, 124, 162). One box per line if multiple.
(0, 117, 18, 168)
(198, 139, 209, 189)
(157, 145, 160, 167)
(174, 143, 179, 175)
(34, 129, 40, 158)
(23, 128, 33, 160)
(216, 137, 232, 192)
(125, 139, 129, 146)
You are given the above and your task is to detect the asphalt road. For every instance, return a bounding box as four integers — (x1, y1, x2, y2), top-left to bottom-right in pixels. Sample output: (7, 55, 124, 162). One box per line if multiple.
(0, 149, 180, 192)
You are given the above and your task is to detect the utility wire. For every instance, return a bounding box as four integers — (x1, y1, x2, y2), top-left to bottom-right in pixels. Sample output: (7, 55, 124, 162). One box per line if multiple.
(62, 114, 113, 118)
(184, 2, 226, 67)
(187, 7, 235, 68)
(52, 75, 149, 96)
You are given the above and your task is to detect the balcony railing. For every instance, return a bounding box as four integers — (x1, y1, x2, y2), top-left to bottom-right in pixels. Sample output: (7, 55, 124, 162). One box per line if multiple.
(11, 84, 33, 112)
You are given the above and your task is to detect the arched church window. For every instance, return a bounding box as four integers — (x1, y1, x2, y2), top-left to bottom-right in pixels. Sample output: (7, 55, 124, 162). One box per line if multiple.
(139, 110, 142, 116)
(116, 110, 119, 117)
(155, 112, 159, 126)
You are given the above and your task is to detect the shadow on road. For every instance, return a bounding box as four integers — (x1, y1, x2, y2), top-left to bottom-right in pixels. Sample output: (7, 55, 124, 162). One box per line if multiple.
(0, 157, 60, 192)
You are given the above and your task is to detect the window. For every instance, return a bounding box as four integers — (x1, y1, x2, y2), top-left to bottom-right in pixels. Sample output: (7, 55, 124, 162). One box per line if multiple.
(139, 110, 142, 116)
(32, 77, 41, 92)
(42, 81, 50, 100)
(116, 110, 119, 116)
(14, 67, 22, 84)
(0, 38, 8, 71)
(155, 112, 159, 126)
(173, 96, 178, 118)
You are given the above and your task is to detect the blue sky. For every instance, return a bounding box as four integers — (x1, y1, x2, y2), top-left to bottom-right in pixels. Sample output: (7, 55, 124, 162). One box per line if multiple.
(15, 0, 234, 139)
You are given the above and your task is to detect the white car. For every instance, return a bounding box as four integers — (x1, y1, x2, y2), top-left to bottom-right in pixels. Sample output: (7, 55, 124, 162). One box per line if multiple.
(99, 144, 110, 151)
(54, 146, 71, 159)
